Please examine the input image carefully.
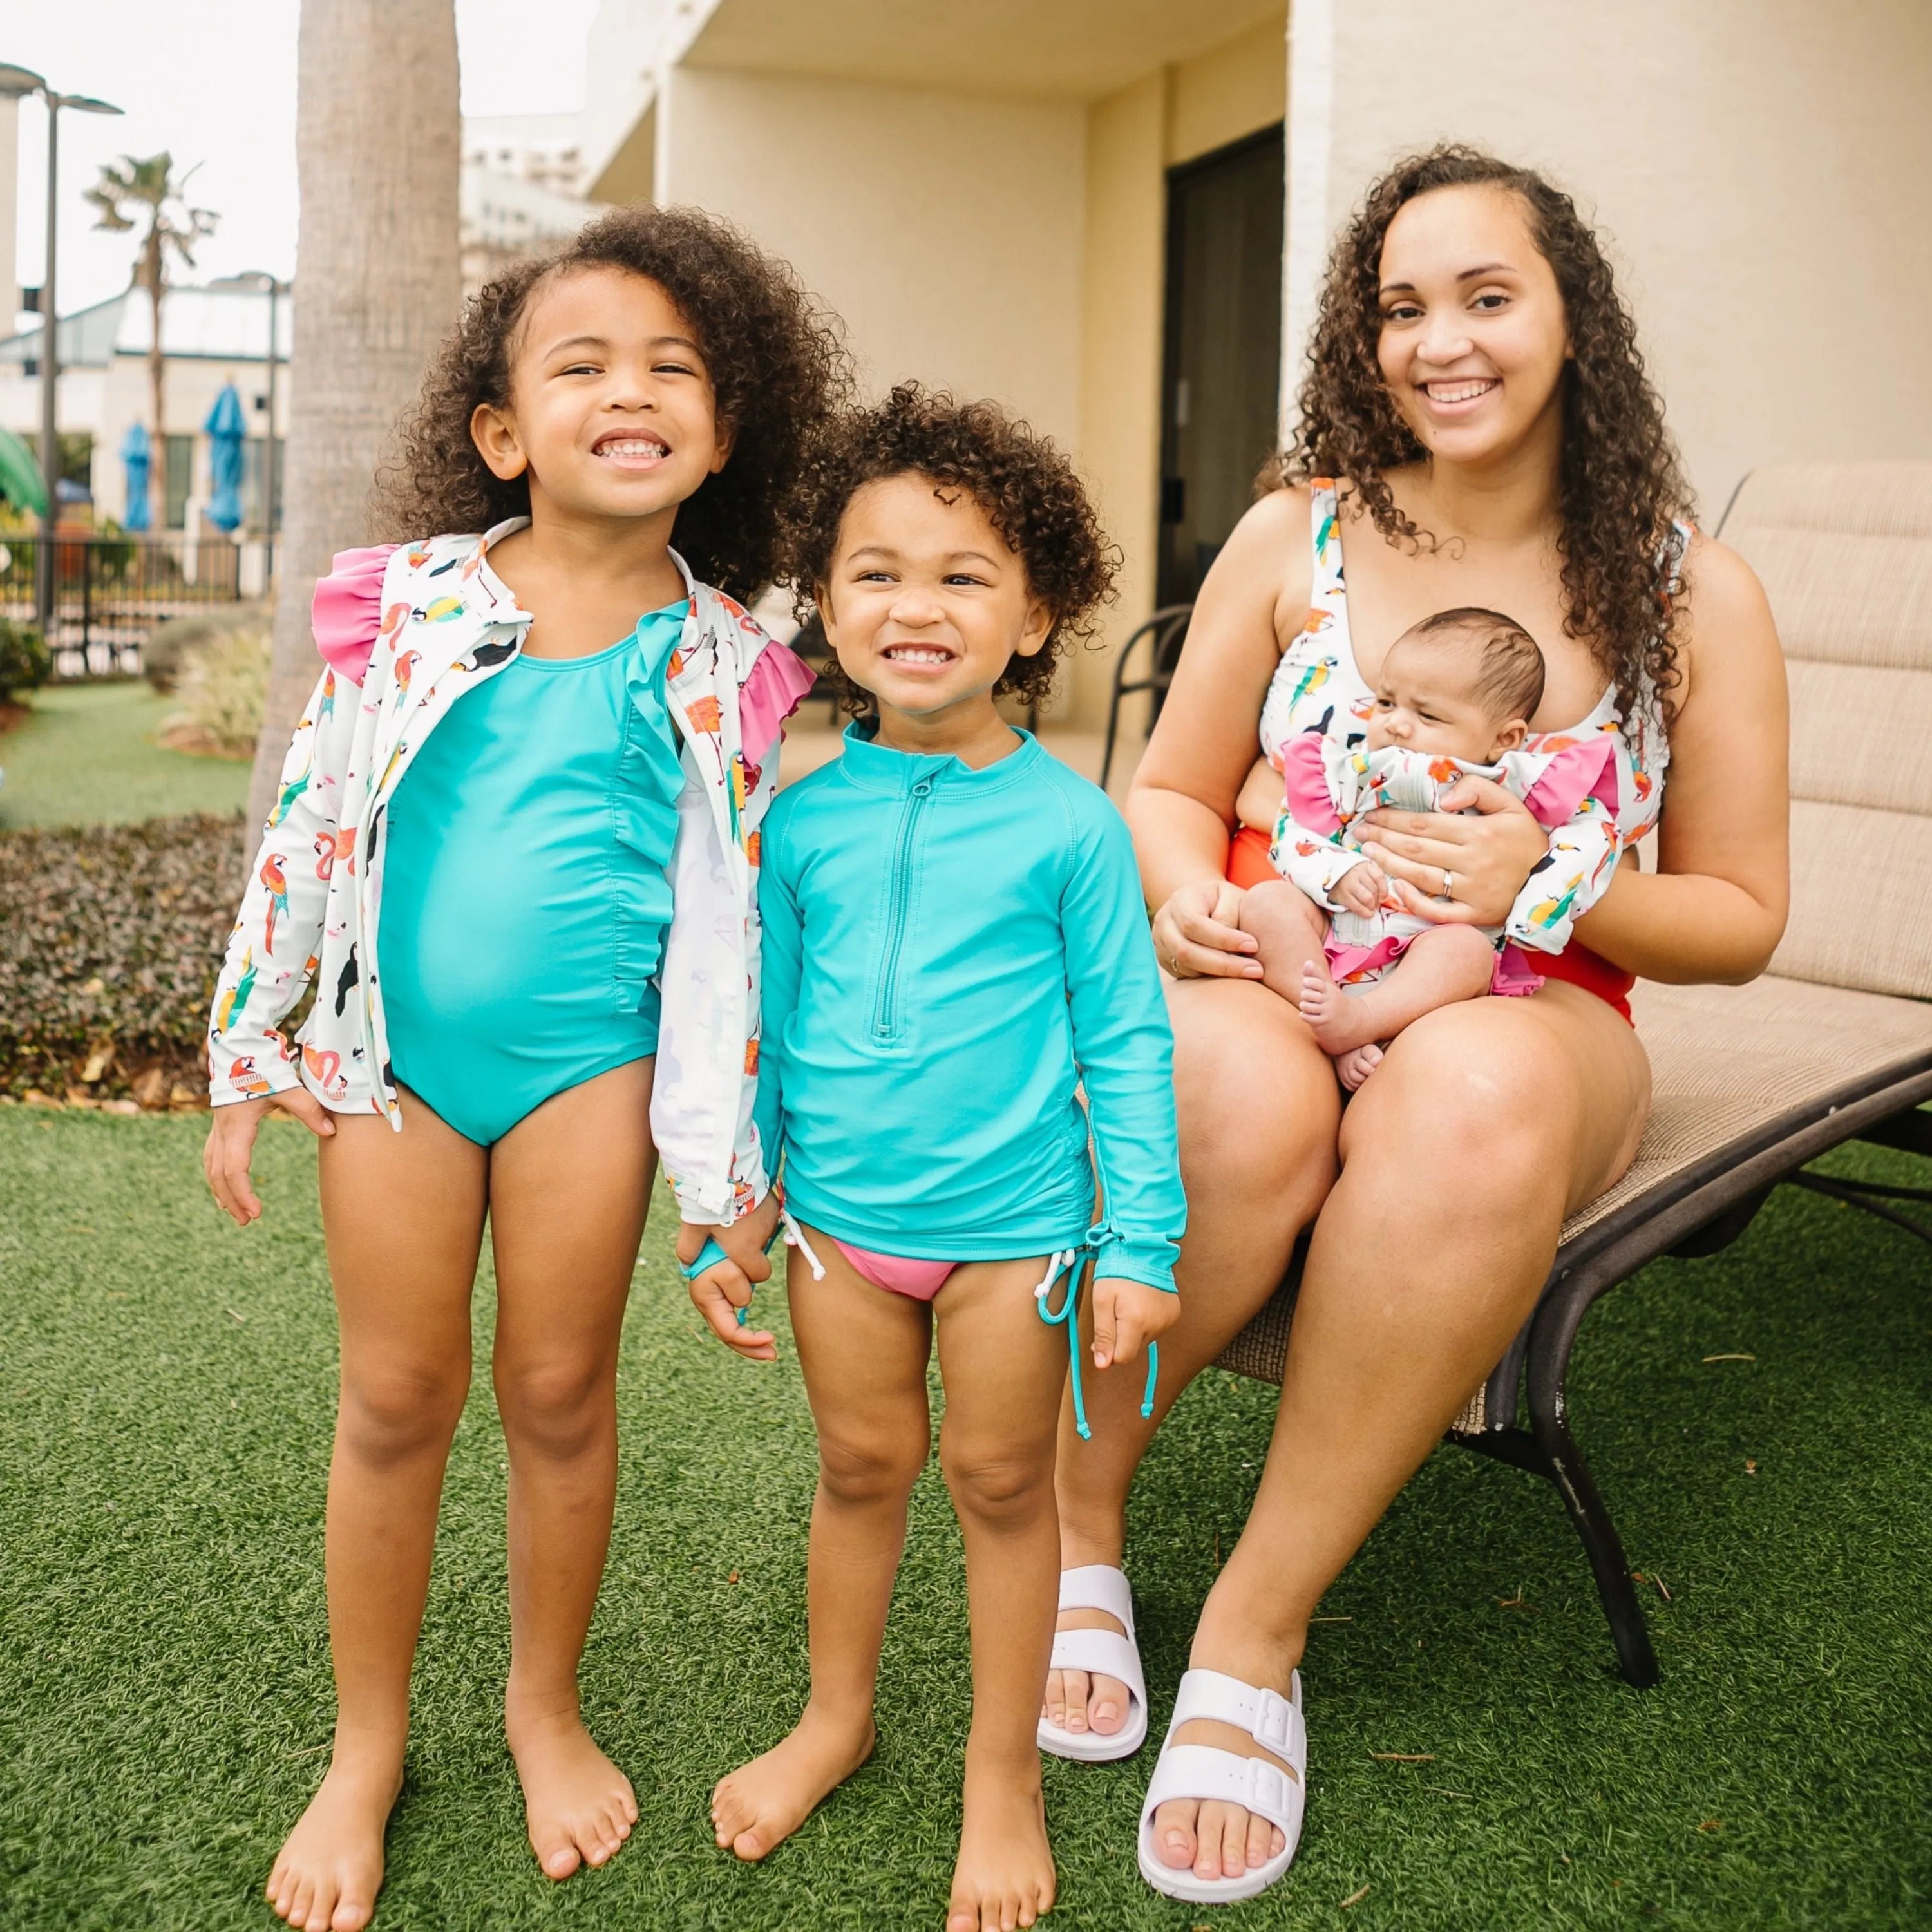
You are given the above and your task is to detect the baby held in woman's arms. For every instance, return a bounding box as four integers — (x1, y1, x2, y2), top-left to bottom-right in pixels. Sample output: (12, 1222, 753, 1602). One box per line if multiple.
(1239, 607, 1624, 1088)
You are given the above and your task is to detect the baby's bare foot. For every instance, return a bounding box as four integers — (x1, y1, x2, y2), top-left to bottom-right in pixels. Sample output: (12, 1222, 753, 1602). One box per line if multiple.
(1334, 1042, 1385, 1090)
(947, 1760, 1056, 1932)
(506, 1694, 637, 1881)
(265, 1748, 401, 1932)
(711, 1703, 876, 1860)
(1298, 960, 1380, 1056)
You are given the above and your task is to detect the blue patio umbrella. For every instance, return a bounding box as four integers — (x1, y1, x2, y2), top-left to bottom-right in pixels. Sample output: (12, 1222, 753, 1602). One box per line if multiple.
(204, 383, 246, 531)
(120, 421, 153, 532)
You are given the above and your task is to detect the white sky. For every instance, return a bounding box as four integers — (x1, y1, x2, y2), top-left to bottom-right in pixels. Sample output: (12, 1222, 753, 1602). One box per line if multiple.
(8, 0, 600, 319)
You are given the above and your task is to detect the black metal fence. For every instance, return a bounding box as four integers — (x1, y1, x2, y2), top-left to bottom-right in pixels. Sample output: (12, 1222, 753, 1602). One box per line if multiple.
(0, 533, 271, 679)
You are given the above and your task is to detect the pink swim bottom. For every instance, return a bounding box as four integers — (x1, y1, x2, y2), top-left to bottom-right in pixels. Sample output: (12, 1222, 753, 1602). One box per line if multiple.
(831, 1238, 958, 1302)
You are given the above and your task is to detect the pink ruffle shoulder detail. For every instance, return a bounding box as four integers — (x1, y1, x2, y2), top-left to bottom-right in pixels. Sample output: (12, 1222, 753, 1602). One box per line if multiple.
(1521, 732, 1620, 828)
(310, 544, 399, 686)
(1280, 730, 1342, 838)
(738, 639, 817, 767)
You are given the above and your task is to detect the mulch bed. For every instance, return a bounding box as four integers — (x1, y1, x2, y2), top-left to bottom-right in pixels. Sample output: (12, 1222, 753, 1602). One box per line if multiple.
(0, 813, 249, 1106)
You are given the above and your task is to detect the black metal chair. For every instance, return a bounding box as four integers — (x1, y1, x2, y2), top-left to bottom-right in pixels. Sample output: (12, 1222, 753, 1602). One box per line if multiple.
(1099, 603, 1193, 791)
(1215, 460, 1932, 1686)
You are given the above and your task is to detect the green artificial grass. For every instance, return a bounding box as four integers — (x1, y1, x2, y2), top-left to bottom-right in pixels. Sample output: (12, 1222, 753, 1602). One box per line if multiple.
(0, 684, 250, 830)
(1, 1111, 1927, 1931)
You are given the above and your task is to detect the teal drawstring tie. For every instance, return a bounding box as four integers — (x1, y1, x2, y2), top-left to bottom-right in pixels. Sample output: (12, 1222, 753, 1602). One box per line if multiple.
(1034, 1250, 1159, 1441)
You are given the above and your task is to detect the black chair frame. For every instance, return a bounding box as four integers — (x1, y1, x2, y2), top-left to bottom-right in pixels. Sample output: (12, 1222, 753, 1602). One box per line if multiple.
(1099, 604, 1193, 791)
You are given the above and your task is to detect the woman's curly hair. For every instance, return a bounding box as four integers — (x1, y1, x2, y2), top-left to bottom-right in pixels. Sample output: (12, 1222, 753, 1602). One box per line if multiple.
(372, 204, 851, 601)
(783, 383, 1119, 715)
(1260, 145, 1693, 725)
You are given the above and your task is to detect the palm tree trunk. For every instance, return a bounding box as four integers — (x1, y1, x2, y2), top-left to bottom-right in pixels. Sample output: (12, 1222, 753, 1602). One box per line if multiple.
(146, 231, 164, 450)
(245, 0, 461, 832)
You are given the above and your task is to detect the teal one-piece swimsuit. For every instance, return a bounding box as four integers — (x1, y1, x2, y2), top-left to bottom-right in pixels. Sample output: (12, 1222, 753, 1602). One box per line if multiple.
(377, 600, 686, 1146)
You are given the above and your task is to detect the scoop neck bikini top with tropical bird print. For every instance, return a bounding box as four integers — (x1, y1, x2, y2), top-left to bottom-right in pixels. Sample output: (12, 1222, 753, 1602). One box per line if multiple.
(1256, 480, 1685, 1003)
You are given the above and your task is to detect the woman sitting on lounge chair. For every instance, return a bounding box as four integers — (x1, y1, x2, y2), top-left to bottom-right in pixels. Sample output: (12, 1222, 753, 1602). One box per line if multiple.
(1035, 145, 1791, 1906)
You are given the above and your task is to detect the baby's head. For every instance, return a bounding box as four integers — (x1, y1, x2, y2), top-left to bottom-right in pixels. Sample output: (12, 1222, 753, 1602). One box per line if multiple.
(787, 383, 1116, 722)
(1365, 607, 1545, 762)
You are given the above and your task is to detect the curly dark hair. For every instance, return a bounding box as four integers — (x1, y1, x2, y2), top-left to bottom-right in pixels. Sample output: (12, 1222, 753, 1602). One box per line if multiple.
(1260, 145, 1693, 725)
(372, 204, 851, 601)
(783, 383, 1118, 714)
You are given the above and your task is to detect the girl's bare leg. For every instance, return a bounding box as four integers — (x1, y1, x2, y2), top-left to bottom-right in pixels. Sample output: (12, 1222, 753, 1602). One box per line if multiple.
(268, 1091, 488, 1932)
(1045, 980, 1337, 1743)
(1298, 922, 1497, 1058)
(1150, 983, 1651, 1884)
(932, 1255, 1077, 1932)
(488, 1058, 657, 1880)
(712, 1230, 934, 1858)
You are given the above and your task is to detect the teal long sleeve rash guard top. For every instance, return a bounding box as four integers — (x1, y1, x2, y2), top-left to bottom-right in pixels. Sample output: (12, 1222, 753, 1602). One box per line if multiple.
(755, 724, 1185, 1291)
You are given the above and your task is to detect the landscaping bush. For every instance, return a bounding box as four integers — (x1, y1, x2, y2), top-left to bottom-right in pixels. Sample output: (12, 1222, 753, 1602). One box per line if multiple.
(144, 601, 271, 693)
(0, 616, 50, 705)
(160, 625, 270, 758)
(0, 812, 248, 1103)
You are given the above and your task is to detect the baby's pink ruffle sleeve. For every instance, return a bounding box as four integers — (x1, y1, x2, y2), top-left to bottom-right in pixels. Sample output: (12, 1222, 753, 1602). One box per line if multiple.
(1280, 729, 1343, 837)
(739, 639, 817, 767)
(310, 544, 399, 686)
(1522, 734, 1620, 828)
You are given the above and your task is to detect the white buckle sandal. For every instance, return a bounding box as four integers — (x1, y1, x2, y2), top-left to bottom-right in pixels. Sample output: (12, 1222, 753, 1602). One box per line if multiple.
(1036, 1564, 1149, 1761)
(1136, 1667, 1306, 1903)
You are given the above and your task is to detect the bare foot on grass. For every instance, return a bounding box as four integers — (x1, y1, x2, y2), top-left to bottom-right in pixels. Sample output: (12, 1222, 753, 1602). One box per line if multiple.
(1297, 960, 1381, 1056)
(506, 1696, 637, 1880)
(947, 1761, 1056, 1932)
(266, 1750, 401, 1932)
(711, 1703, 876, 1860)
(1334, 1041, 1385, 1090)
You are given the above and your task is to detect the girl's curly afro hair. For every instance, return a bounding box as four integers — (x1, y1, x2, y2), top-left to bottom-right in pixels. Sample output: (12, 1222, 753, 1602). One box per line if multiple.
(784, 383, 1118, 715)
(1258, 144, 1694, 727)
(373, 204, 851, 601)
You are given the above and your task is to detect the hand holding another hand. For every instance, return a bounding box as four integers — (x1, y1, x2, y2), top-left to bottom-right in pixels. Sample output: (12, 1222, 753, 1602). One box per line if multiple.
(677, 1191, 782, 1361)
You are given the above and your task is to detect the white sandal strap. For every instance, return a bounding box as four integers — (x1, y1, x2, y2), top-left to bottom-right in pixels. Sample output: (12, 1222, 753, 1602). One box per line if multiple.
(1048, 1628, 1146, 1702)
(1167, 1668, 1304, 1763)
(1142, 1742, 1302, 1834)
(1056, 1563, 1135, 1636)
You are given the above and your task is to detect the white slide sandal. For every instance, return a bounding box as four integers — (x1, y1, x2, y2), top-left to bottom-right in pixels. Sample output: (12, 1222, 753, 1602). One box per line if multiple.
(1136, 1667, 1306, 1904)
(1036, 1564, 1149, 1761)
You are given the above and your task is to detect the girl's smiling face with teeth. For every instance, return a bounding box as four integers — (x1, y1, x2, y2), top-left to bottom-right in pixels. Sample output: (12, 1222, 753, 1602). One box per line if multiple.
(469, 264, 730, 525)
(1375, 183, 1570, 469)
(820, 473, 1052, 734)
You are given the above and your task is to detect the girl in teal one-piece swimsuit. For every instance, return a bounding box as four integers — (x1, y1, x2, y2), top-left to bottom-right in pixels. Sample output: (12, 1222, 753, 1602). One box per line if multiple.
(379, 601, 684, 1146)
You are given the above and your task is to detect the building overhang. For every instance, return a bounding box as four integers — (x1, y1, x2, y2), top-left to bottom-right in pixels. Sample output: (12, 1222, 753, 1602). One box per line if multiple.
(680, 0, 1283, 100)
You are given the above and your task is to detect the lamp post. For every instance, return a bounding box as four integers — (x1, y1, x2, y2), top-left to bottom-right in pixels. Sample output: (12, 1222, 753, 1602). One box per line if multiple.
(0, 63, 124, 634)
(232, 270, 288, 582)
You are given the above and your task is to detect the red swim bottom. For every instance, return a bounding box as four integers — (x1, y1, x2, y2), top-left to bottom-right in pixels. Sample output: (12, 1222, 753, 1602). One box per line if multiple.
(1224, 825, 1634, 1025)
(831, 1238, 958, 1301)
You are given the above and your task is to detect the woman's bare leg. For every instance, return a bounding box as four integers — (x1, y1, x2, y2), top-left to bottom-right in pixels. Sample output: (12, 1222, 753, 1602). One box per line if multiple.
(711, 1231, 933, 1860)
(268, 1092, 487, 1932)
(932, 1255, 1075, 1932)
(1150, 983, 1651, 1884)
(1044, 979, 1338, 1740)
(489, 1058, 656, 1880)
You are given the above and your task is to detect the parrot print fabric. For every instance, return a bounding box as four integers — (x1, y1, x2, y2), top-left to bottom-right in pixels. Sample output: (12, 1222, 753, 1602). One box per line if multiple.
(1256, 479, 1684, 994)
(206, 522, 813, 1227)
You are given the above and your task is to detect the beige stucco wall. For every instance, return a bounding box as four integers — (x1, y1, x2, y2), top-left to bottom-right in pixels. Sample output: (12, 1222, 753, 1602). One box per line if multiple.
(656, 65, 1085, 453)
(1300, 0, 1932, 516)
(1068, 12, 1285, 724)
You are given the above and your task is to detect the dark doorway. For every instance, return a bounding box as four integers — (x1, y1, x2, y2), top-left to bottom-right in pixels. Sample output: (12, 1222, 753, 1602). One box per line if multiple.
(1157, 124, 1285, 607)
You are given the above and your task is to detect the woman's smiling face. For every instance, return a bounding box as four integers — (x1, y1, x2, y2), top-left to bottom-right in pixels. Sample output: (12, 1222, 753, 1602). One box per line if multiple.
(1375, 183, 1570, 469)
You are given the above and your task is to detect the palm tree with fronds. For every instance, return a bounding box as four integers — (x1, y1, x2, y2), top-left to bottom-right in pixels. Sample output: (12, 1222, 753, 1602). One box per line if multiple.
(84, 154, 218, 442)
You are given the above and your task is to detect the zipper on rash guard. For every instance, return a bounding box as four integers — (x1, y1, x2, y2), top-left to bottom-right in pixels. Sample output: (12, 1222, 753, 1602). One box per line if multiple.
(872, 778, 933, 1040)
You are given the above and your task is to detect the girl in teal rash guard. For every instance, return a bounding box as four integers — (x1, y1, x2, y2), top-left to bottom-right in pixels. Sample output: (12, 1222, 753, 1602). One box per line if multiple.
(703, 386, 1184, 1932)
